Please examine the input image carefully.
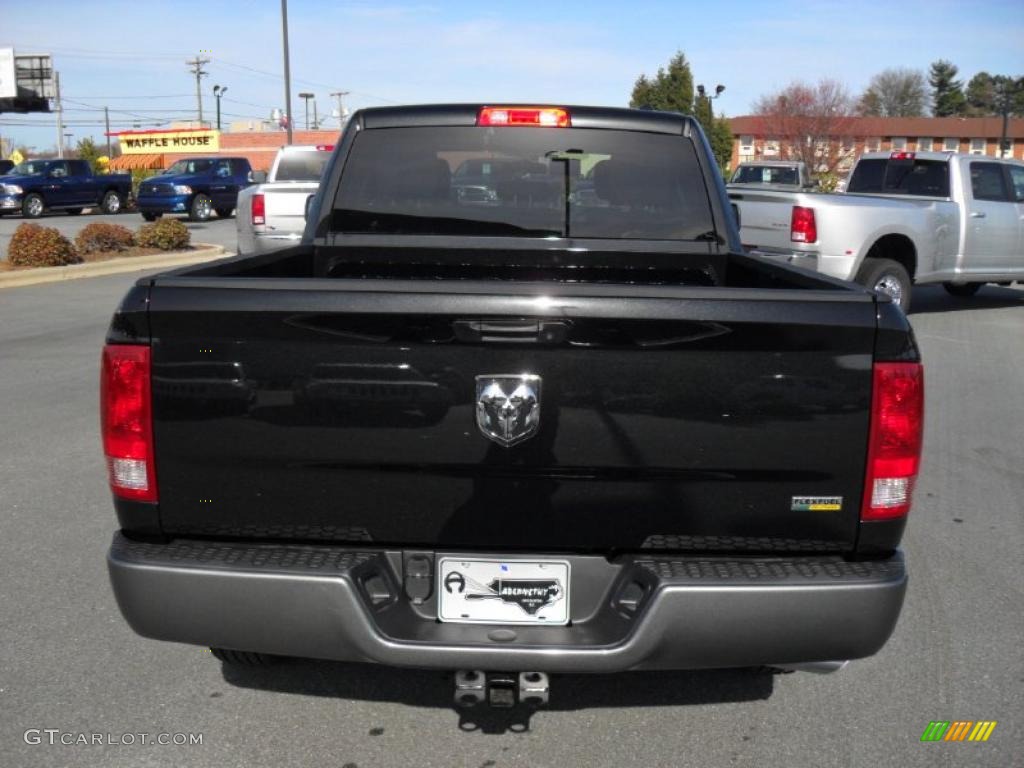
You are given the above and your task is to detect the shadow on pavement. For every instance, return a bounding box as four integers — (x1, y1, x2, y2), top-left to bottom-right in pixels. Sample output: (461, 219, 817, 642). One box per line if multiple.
(908, 284, 1023, 315)
(220, 659, 775, 734)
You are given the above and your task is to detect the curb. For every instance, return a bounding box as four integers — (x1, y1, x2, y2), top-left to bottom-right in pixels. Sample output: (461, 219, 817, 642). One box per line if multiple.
(0, 245, 230, 289)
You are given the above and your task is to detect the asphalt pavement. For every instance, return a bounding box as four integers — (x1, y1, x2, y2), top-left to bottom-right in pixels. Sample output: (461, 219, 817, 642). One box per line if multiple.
(0, 210, 239, 259)
(0, 275, 1021, 768)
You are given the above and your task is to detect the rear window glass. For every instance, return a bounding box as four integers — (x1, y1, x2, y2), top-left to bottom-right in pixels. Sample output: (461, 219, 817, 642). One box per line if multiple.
(847, 159, 950, 197)
(731, 165, 800, 185)
(275, 151, 331, 181)
(331, 126, 715, 240)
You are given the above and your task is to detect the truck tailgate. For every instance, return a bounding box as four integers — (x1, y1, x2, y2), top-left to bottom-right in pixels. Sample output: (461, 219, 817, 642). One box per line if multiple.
(264, 183, 319, 231)
(728, 189, 797, 249)
(147, 280, 876, 553)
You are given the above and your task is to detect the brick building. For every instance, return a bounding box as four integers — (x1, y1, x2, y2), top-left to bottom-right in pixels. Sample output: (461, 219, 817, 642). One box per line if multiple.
(729, 116, 1024, 174)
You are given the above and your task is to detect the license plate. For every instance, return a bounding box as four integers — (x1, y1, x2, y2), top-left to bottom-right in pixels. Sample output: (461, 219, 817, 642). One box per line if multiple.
(437, 557, 570, 625)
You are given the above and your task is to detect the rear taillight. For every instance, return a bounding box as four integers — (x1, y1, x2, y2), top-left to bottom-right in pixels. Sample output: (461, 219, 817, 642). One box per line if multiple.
(101, 345, 157, 503)
(251, 193, 265, 226)
(477, 107, 570, 127)
(790, 206, 817, 243)
(862, 362, 924, 521)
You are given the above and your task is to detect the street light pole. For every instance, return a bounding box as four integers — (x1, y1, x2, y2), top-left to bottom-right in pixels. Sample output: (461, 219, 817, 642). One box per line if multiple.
(696, 83, 726, 169)
(696, 83, 726, 115)
(298, 92, 314, 130)
(281, 0, 293, 145)
(213, 85, 228, 131)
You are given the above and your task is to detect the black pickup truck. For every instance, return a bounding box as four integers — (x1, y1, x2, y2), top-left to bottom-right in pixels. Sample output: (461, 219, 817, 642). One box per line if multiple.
(104, 105, 922, 705)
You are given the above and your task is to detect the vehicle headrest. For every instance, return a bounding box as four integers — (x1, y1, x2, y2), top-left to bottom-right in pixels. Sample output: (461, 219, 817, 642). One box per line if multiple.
(593, 159, 681, 208)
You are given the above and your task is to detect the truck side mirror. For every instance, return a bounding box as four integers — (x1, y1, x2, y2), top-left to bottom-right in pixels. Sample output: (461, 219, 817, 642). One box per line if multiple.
(248, 170, 267, 184)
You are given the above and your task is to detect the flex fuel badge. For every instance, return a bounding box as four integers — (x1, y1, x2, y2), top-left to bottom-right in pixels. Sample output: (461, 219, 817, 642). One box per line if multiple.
(791, 496, 843, 512)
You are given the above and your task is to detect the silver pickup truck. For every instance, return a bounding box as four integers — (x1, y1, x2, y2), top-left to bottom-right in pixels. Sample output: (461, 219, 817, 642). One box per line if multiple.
(236, 144, 333, 255)
(730, 152, 1024, 310)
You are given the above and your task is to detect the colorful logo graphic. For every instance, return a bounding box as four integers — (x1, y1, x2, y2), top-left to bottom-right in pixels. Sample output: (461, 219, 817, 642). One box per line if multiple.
(921, 721, 997, 742)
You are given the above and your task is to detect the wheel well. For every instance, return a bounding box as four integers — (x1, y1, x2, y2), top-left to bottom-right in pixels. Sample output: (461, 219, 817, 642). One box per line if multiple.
(866, 235, 916, 279)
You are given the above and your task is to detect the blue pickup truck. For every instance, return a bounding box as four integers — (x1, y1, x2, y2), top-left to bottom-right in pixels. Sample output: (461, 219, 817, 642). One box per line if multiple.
(0, 159, 133, 218)
(136, 156, 253, 222)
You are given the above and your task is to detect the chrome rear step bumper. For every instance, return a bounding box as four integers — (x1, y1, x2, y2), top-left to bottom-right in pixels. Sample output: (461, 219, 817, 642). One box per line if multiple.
(108, 533, 906, 673)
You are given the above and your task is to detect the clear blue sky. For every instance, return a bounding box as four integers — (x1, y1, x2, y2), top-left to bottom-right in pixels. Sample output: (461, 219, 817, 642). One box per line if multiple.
(3, 0, 1023, 153)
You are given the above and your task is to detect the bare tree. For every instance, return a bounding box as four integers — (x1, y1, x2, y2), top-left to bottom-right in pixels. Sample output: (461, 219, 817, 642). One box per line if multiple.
(752, 79, 856, 177)
(857, 68, 928, 116)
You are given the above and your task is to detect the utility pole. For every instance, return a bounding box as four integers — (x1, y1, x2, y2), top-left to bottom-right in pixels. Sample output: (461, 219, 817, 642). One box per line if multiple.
(104, 106, 112, 157)
(186, 55, 210, 126)
(54, 71, 64, 158)
(996, 81, 1012, 158)
(313, 98, 318, 130)
(281, 0, 293, 144)
(330, 91, 350, 128)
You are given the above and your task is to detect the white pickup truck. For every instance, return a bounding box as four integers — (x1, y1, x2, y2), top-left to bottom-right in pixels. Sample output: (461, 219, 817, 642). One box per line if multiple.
(236, 144, 333, 255)
(729, 152, 1024, 310)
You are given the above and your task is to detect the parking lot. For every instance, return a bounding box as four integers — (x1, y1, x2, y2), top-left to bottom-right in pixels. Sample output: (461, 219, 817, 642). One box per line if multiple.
(0, 211, 239, 260)
(0, 268, 1020, 767)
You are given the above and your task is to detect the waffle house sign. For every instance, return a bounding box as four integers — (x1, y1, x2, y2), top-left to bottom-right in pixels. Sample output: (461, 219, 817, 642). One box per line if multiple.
(116, 128, 220, 154)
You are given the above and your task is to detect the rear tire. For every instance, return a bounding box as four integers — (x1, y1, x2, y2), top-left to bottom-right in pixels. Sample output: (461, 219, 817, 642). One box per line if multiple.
(100, 190, 123, 215)
(855, 257, 912, 313)
(141, 212, 159, 222)
(209, 648, 279, 666)
(189, 194, 213, 222)
(943, 282, 983, 297)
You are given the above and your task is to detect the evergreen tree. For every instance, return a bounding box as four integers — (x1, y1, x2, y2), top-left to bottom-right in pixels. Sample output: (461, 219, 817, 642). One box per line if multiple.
(629, 52, 694, 114)
(929, 60, 966, 116)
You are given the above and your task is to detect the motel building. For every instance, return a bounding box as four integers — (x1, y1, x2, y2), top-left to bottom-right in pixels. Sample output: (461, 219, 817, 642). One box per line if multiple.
(107, 124, 341, 173)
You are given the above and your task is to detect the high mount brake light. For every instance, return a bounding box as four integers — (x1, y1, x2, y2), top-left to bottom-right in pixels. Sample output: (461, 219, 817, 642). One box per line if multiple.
(790, 206, 817, 243)
(101, 345, 157, 503)
(890, 151, 915, 160)
(315, 145, 334, 151)
(477, 107, 570, 128)
(252, 193, 265, 226)
(861, 362, 924, 521)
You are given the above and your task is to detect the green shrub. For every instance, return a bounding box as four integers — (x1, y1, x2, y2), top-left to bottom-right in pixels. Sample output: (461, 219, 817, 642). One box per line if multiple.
(8, 223, 81, 267)
(137, 218, 190, 251)
(130, 168, 160, 199)
(74, 221, 135, 254)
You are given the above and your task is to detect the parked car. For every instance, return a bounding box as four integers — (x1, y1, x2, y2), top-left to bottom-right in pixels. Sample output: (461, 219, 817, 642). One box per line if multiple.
(135, 157, 253, 222)
(236, 144, 332, 254)
(0, 159, 132, 217)
(728, 160, 815, 190)
(729, 151, 1024, 310)
(104, 106, 920, 704)
(0, 159, 14, 175)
